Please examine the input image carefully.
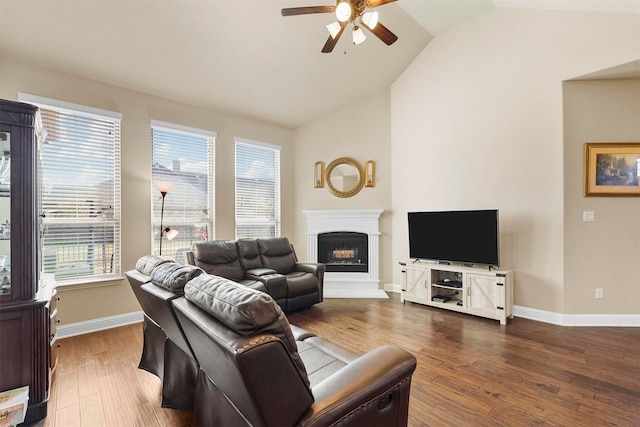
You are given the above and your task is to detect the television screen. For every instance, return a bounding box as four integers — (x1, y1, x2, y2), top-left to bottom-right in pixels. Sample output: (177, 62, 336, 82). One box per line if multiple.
(408, 209, 500, 267)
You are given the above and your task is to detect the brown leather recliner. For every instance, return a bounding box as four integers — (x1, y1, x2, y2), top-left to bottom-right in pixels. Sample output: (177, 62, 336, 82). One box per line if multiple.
(173, 273, 417, 427)
(187, 237, 325, 313)
(126, 255, 173, 381)
(125, 255, 204, 411)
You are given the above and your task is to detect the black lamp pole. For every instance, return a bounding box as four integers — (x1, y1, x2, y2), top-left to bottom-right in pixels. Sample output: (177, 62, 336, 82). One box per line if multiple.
(159, 191, 168, 255)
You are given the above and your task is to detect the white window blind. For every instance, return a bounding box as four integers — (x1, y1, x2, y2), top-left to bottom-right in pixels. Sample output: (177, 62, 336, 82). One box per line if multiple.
(151, 121, 215, 261)
(235, 138, 281, 239)
(20, 94, 122, 283)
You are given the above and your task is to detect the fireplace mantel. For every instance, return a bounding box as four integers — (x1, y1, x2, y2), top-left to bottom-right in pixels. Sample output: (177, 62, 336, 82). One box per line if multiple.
(303, 209, 387, 298)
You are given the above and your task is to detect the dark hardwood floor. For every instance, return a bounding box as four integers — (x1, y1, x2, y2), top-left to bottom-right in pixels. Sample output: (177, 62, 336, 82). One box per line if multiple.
(45, 293, 639, 426)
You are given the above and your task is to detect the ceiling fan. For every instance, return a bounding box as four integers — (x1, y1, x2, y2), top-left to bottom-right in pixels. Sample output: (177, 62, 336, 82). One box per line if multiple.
(281, 0, 399, 53)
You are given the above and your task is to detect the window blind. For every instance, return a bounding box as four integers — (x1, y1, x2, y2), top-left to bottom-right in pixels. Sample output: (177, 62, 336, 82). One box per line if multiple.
(22, 95, 122, 283)
(235, 139, 281, 239)
(151, 121, 215, 260)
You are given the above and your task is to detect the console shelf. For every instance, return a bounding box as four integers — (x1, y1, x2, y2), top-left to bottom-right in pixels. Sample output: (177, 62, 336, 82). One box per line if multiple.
(400, 261, 513, 325)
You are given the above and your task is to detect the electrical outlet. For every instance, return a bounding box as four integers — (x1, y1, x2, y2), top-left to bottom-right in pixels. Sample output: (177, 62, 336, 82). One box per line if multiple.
(595, 288, 604, 299)
(583, 211, 595, 222)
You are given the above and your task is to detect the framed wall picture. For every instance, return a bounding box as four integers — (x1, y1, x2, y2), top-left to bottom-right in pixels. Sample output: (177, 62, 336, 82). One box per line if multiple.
(584, 142, 640, 197)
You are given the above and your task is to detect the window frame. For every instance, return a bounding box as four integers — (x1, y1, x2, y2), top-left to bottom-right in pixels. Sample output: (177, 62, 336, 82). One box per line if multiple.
(234, 137, 281, 239)
(19, 93, 122, 286)
(150, 120, 216, 260)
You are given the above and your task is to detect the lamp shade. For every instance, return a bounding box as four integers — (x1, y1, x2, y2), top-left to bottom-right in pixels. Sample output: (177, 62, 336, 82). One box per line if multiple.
(165, 228, 179, 241)
(155, 181, 175, 194)
(352, 26, 366, 45)
(335, 1, 351, 22)
(362, 11, 379, 29)
(326, 21, 342, 39)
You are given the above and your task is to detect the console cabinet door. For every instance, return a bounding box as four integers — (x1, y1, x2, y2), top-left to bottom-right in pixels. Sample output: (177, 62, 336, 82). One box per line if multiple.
(403, 266, 430, 304)
(467, 274, 503, 317)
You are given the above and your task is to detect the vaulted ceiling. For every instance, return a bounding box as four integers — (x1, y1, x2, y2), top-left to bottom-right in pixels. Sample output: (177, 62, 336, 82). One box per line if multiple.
(0, 0, 638, 128)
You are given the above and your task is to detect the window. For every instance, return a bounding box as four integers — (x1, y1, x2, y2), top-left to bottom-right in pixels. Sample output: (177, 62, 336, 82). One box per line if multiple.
(151, 121, 215, 260)
(20, 93, 122, 283)
(235, 138, 281, 238)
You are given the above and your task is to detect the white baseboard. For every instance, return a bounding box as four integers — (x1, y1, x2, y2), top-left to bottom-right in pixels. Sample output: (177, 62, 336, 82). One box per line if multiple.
(324, 289, 389, 298)
(57, 297, 639, 339)
(384, 283, 402, 293)
(57, 311, 143, 339)
(323, 281, 389, 299)
(513, 305, 640, 327)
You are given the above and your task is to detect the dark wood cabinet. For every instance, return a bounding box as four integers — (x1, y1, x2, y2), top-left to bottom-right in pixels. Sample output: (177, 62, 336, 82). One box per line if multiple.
(0, 99, 54, 424)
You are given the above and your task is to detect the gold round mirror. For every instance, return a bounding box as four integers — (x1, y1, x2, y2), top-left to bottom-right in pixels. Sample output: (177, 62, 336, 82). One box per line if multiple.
(325, 157, 364, 198)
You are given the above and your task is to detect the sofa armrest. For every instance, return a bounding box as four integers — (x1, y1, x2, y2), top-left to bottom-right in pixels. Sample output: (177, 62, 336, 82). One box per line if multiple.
(294, 263, 325, 302)
(294, 262, 325, 277)
(246, 270, 287, 300)
(290, 324, 317, 341)
(299, 345, 416, 427)
(245, 267, 278, 278)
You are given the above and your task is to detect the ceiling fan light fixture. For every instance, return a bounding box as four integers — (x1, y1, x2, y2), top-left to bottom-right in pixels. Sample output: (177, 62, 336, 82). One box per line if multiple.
(335, 1, 351, 22)
(362, 11, 379, 29)
(352, 26, 366, 45)
(326, 21, 342, 38)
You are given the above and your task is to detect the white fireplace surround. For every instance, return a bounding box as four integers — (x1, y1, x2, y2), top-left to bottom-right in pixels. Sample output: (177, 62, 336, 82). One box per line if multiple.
(304, 209, 388, 298)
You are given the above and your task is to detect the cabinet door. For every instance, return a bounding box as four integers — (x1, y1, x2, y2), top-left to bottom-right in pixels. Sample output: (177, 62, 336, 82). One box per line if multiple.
(403, 266, 429, 303)
(467, 274, 503, 316)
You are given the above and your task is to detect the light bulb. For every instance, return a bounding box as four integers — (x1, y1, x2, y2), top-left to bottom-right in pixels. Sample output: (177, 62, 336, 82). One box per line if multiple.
(335, 1, 351, 22)
(352, 26, 366, 45)
(362, 11, 379, 29)
(326, 21, 342, 39)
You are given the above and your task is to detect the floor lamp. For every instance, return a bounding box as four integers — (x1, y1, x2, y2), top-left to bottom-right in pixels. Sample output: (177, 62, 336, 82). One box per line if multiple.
(155, 181, 179, 256)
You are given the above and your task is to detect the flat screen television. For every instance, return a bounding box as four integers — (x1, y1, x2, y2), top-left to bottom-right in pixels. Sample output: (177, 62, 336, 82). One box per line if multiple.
(408, 209, 500, 267)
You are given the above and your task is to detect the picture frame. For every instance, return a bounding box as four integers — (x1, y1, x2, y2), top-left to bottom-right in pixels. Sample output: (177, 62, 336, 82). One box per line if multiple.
(584, 142, 640, 197)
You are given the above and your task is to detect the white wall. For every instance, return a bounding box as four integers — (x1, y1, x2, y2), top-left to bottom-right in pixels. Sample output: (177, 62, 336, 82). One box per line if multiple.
(563, 79, 640, 314)
(390, 8, 640, 312)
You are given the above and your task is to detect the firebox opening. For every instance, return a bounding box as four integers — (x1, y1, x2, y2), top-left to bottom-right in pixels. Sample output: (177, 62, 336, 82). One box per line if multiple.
(318, 231, 368, 273)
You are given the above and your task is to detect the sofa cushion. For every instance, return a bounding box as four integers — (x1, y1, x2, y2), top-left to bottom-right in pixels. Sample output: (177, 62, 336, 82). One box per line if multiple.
(136, 254, 174, 276)
(184, 274, 309, 387)
(257, 237, 297, 275)
(296, 340, 351, 387)
(150, 262, 204, 293)
(192, 241, 244, 283)
(237, 238, 262, 271)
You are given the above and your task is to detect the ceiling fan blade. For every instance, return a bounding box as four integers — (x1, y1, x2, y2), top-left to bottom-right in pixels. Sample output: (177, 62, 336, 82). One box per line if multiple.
(321, 22, 347, 53)
(362, 21, 398, 45)
(281, 6, 335, 16)
(366, 0, 397, 8)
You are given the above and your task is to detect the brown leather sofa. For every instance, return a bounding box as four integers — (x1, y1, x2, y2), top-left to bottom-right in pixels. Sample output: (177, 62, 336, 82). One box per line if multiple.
(126, 256, 417, 426)
(186, 237, 325, 313)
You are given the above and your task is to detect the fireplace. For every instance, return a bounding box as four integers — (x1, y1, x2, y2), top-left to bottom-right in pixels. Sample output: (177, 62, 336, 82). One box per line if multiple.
(303, 209, 386, 298)
(318, 232, 368, 273)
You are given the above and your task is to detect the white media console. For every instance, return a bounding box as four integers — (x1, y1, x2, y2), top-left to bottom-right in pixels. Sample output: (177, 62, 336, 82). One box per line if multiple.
(400, 261, 513, 325)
